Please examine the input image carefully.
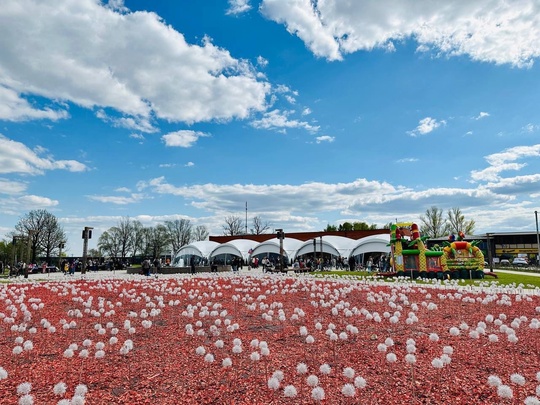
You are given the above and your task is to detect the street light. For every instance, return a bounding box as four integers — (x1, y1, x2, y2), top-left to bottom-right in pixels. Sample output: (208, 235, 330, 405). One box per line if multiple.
(535, 211, 540, 266)
(24, 230, 36, 279)
(82, 227, 93, 275)
(276, 229, 285, 272)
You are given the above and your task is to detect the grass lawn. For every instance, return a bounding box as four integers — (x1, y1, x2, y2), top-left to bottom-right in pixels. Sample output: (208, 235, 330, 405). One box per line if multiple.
(312, 270, 540, 289)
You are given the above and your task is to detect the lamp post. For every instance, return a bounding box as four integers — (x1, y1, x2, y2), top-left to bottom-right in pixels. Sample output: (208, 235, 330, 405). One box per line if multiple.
(24, 230, 35, 279)
(320, 236, 323, 270)
(313, 239, 316, 270)
(276, 229, 285, 272)
(535, 211, 540, 266)
(82, 227, 93, 275)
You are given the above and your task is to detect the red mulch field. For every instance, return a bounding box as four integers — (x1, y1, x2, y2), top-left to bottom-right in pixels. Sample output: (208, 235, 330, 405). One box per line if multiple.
(1, 274, 540, 404)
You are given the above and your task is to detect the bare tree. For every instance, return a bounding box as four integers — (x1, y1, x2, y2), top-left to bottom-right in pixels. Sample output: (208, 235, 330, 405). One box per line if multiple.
(145, 224, 170, 259)
(192, 225, 209, 241)
(97, 230, 121, 258)
(130, 220, 145, 257)
(115, 217, 134, 258)
(419, 206, 449, 238)
(222, 215, 244, 236)
(165, 219, 192, 255)
(250, 216, 271, 235)
(14, 209, 66, 262)
(446, 207, 475, 236)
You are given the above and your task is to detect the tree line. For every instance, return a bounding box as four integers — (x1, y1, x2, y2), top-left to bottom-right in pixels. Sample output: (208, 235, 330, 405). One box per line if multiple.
(96, 218, 209, 259)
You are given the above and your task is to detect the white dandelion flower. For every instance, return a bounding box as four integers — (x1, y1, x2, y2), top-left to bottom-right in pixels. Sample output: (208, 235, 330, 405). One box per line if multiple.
(342, 383, 356, 397)
(283, 385, 297, 398)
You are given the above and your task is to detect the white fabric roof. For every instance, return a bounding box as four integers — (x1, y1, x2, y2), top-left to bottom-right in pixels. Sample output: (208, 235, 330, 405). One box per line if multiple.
(349, 234, 391, 256)
(209, 239, 260, 261)
(249, 238, 304, 258)
(176, 241, 220, 258)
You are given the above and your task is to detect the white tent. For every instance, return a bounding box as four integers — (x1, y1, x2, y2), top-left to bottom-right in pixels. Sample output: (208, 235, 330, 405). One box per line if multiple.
(209, 239, 260, 262)
(249, 238, 304, 260)
(171, 241, 220, 266)
(295, 235, 358, 259)
(349, 234, 391, 257)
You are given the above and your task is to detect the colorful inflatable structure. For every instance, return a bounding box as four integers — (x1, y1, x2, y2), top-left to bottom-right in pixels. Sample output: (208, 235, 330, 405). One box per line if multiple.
(385, 223, 491, 279)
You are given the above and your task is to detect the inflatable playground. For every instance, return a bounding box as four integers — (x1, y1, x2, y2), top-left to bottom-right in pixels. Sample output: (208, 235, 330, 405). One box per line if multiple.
(381, 222, 496, 280)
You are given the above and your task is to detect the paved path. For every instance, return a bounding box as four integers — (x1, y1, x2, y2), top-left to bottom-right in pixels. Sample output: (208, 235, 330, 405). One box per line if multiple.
(492, 269, 540, 277)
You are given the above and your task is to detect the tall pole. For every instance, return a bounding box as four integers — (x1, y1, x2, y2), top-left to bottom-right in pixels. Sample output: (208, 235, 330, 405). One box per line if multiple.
(245, 202, 248, 235)
(82, 227, 93, 275)
(320, 236, 323, 270)
(24, 230, 35, 279)
(313, 239, 316, 269)
(535, 211, 540, 266)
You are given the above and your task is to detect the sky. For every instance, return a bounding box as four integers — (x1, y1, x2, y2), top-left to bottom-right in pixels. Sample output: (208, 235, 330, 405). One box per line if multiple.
(1, 0, 540, 256)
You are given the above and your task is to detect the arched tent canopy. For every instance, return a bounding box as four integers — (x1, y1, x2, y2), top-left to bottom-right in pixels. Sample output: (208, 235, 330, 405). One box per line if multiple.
(295, 236, 351, 259)
(349, 234, 391, 257)
(249, 238, 304, 259)
(209, 239, 260, 262)
(172, 241, 220, 267)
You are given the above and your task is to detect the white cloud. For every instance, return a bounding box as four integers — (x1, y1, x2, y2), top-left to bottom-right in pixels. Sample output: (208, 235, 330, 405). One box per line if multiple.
(302, 107, 312, 115)
(396, 158, 418, 163)
(522, 123, 539, 133)
(470, 144, 540, 182)
(0, 85, 69, 122)
(315, 135, 334, 143)
(162, 130, 210, 148)
(185, 162, 195, 167)
(0, 178, 27, 195)
(260, 0, 540, 67)
(129, 133, 145, 140)
(474, 111, 490, 120)
(226, 0, 252, 15)
(87, 193, 144, 205)
(0, 0, 270, 126)
(250, 109, 320, 133)
(0, 134, 88, 175)
(407, 117, 445, 136)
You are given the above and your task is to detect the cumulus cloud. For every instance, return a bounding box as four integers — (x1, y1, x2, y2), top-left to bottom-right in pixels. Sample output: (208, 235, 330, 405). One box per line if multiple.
(315, 135, 334, 143)
(0, 85, 69, 122)
(250, 109, 320, 133)
(471, 144, 540, 182)
(226, 0, 252, 15)
(162, 130, 210, 148)
(0, 0, 270, 126)
(474, 112, 490, 120)
(0, 135, 88, 175)
(260, 0, 540, 67)
(407, 117, 445, 136)
(0, 178, 28, 195)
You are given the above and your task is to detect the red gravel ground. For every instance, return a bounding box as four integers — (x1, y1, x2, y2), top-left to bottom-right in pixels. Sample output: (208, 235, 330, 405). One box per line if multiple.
(0, 275, 539, 404)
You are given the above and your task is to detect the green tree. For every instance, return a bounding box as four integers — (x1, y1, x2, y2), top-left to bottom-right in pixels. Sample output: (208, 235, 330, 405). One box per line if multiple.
(324, 224, 337, 231)
(419, 206, 449, 238)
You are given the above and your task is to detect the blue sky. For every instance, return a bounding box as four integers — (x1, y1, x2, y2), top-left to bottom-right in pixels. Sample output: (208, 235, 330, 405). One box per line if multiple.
(1, 0, 540, 255)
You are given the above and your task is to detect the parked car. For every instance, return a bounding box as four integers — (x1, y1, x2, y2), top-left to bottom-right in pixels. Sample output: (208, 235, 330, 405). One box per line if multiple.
(499, 259, 511, 266)
(512, 257, 529, 267)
